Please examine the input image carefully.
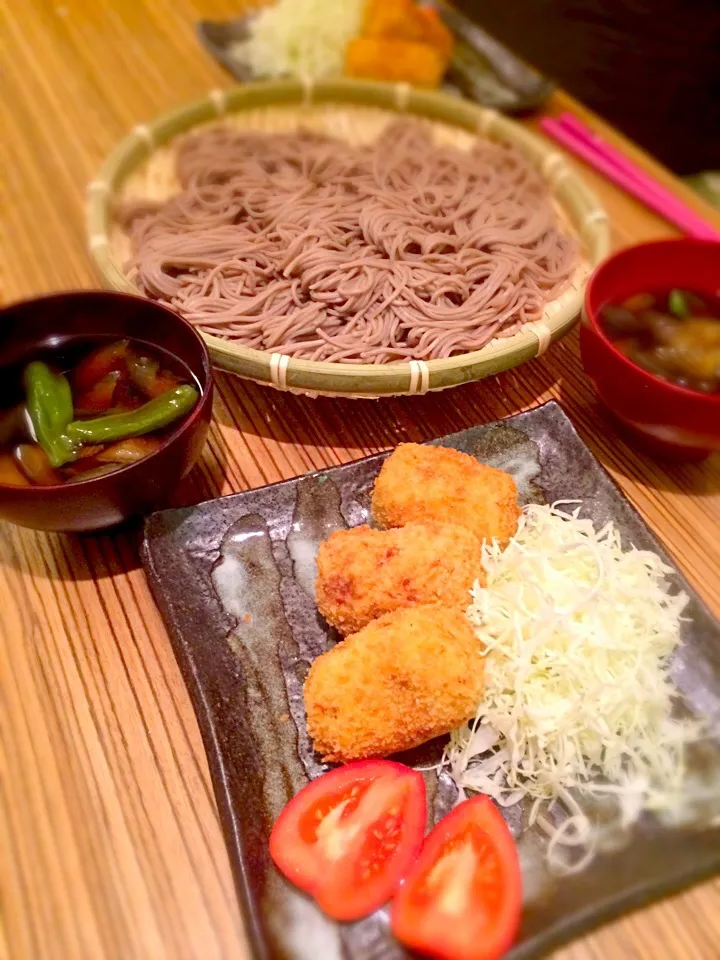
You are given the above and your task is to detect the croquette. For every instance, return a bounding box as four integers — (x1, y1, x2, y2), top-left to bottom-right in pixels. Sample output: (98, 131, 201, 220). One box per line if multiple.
(344, 37, 446, 89)
(362, 0, 424, 39)
(316, 521, 484, 635)
(361, 0, 453, 58)
(372, 443, 520, 546)
(304, 604, 485, 763)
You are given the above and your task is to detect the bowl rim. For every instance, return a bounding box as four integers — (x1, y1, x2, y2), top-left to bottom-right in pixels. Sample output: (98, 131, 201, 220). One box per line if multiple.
(0, 290, 214, 493)
(87, 78, 611, 397)
(583, 237, 720, 405)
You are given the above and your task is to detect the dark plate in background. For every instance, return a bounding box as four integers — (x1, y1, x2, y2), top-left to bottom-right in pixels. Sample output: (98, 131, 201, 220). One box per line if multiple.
(141, 402, 720, 960)
(197, 3, 554, 114)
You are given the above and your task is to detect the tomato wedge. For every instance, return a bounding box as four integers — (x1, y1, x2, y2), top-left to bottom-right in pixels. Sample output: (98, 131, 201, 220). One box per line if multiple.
(270, 760, 426, 921)
(391, 796, 522, 960)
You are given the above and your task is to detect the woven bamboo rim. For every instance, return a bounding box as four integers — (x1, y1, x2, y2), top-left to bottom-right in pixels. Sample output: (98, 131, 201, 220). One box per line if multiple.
(88, 79, 610, 397)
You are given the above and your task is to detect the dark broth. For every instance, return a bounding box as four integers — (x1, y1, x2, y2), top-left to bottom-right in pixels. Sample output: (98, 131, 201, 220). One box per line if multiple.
(0, 336, 200, 487)
(600, 288, 720, 393)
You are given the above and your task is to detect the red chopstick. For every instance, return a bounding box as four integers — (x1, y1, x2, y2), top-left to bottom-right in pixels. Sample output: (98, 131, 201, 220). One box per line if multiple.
(540, 113, 720, 241)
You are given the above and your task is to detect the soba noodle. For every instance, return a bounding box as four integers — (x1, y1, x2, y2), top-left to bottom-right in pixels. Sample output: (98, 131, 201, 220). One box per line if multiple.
(119, 120, 577, 363)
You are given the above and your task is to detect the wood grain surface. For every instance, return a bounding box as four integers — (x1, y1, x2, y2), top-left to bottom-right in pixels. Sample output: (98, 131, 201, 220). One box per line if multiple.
(2, 3, 720, 959)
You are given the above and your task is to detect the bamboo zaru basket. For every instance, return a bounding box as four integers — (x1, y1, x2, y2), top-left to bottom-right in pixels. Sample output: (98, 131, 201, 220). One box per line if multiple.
(88, 79, 610, 397)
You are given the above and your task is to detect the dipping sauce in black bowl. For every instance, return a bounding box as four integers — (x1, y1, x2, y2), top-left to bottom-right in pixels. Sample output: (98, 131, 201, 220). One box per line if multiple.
(0, 292, 213, 532)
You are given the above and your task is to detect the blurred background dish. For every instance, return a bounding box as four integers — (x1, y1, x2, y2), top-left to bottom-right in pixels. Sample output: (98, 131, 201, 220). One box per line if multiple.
(580, 239, 720, 459)
(0, 291, 213, 532)
(197, 0, 555, 112)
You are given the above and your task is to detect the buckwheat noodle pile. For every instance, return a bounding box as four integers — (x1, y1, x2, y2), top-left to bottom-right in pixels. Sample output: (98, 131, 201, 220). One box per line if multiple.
(120, 120, 577, 363)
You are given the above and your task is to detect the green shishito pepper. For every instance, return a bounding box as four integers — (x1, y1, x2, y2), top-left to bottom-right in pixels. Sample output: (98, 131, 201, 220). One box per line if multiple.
(25, 361, 77, 467)
(66, 385, 199, 444)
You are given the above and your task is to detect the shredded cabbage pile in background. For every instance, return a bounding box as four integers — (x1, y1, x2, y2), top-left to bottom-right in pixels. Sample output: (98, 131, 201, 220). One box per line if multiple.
(448, 502, 709, 873)
(233, 0, 365, 81)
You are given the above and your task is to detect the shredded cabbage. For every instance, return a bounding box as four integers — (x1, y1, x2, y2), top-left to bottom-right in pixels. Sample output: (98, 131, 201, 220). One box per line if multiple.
(447, 502, 709, 873)
(233, 0, 365, 81)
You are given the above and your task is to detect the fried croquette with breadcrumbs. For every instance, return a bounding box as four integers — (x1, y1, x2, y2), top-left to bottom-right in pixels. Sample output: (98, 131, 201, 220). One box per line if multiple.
(304, 604, 485, 763)
(316, 521, 484, 635)
(372, 443, 520, 546)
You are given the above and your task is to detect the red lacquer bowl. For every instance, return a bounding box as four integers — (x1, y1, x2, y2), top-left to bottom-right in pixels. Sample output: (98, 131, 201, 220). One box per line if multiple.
(580, 239, 720, 458)
(0, 291, 213, 532)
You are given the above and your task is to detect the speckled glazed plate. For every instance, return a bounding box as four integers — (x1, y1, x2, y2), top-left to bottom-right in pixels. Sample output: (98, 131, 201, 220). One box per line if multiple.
(141, 401, 720, 960)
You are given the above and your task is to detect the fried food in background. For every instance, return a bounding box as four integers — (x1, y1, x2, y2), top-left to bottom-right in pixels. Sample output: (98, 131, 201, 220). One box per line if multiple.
(362, 0, 453, 55)
(316, 521, 484, 635)
(362, 0, 423, 39)
(345, 0, 453, 88)
(345, 37, 446, 88)
(372, 443, 520, 546)
(304, 604, 485, 763)
(414, 6, 454, 59)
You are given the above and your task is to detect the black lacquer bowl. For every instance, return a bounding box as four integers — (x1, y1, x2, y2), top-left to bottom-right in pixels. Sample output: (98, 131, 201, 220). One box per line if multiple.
(142, 401, 720, 960)
(0, 291, 213, 532)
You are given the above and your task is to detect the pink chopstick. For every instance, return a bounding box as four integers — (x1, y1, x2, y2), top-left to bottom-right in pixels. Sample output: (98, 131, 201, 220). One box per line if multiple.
(540, 114, 720, 241)
(557, 112, 716, 229)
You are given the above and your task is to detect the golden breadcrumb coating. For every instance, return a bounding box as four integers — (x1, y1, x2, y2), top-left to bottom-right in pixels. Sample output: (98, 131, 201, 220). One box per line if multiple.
(344, 37, 446, 88)
(316, 521, 484, 635)
(372, 443, 520, 546)
(304, 604, 485, 763)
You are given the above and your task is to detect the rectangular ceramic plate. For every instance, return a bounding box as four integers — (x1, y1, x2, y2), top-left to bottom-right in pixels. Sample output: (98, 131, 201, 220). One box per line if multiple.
(142, 401, 720, 960)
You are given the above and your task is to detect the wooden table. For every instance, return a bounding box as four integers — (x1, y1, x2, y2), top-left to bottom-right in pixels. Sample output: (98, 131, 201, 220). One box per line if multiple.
(3, 2, 720, 958)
